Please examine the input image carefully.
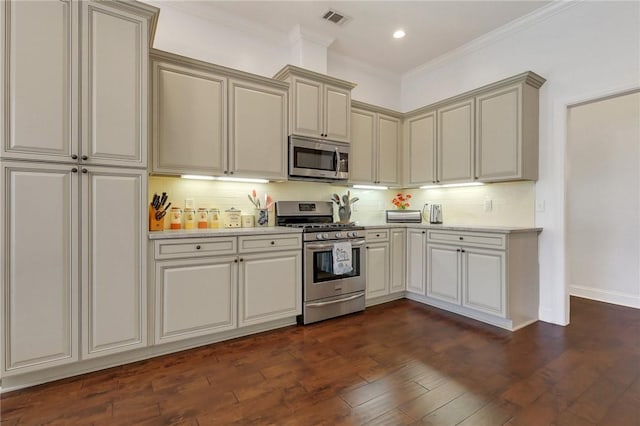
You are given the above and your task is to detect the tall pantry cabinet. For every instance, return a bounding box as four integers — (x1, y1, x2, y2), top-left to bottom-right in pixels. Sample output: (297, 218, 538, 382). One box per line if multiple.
(0, 1, 158, 376)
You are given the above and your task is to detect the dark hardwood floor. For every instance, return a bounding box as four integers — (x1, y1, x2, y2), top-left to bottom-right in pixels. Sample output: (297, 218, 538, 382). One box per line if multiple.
(1, 297, 638, 425)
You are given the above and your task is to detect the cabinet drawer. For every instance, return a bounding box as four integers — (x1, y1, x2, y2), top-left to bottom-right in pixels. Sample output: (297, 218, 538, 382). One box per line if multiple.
(365, 229, 390, 242)
(427, 230, 506, 250)
(238, 234, 302, 253)
(154, 237, 237, 260)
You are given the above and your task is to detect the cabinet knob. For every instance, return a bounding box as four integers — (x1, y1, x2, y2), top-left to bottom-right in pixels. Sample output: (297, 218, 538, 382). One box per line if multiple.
(224, 171, 228, 174)
(234, 259, 238, 263)
(82, 168, 88, 173)
(71, 154, 78, 160)
(230, 171, 234, 175)
(461, 249, 466, 253)
(422, 231, 426, 234)
(196, 245, 201, 250)
(457, 249, 461, 252)
(376, 234, 380, 237)
(71, 168, 78, 173)
(474, 177, 478, 180)
(82, 155, 88, 160)
(270, 241, 275, 245)
(459, 237, 463, 240)
(240, 258, 244, 262)
(366, 246, 369, 249)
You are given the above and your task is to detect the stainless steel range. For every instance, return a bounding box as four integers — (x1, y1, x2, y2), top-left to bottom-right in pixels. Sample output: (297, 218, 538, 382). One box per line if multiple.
(276, 201, 366, 324)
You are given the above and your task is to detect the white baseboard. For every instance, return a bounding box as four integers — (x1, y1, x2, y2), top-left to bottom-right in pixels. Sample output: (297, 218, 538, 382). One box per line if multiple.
(570, 285, 640, 309)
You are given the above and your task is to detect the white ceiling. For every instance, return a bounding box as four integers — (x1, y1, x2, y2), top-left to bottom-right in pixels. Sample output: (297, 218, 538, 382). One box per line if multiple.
(160, 1, 551, 75)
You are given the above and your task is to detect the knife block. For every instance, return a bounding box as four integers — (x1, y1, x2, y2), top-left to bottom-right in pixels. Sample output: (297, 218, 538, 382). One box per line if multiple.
(149, 205, 165, 231)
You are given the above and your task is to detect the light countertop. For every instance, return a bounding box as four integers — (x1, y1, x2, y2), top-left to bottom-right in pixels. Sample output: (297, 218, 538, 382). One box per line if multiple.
(359, 222, 542, 234)
(148, 226, 303, 240)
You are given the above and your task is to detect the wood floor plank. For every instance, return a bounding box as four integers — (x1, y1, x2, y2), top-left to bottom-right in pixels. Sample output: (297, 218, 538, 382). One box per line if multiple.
(1, 297, 639, 425)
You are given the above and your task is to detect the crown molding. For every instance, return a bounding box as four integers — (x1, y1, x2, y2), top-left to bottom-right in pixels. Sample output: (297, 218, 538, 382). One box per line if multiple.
(289, 24, 334, 48)
(403, 0, 581, 79)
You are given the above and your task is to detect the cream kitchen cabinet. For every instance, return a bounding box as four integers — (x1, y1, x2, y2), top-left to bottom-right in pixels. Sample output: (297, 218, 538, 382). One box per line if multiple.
(350, 102, 401, 186)
(1, 0, 155, 167)
(1, 162, 148, 375)
(364, 230, 391, 300)
(274, 65, 356, 143)
(238, 234, 302, 327)
(406, 229, 427, 295)
(437, 99, 475, 184)
(426, 229, 539, 330)
(405, 111, 437, 186)
(389, 229, 407, 293)
(151, 51, 288, 180)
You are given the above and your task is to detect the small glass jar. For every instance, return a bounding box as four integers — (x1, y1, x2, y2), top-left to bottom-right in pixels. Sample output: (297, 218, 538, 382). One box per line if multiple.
(170, 207, 182, 229)
(184, 207, 196, 229)
(209, 208, 221, 228)
(197, 208, 209, 228)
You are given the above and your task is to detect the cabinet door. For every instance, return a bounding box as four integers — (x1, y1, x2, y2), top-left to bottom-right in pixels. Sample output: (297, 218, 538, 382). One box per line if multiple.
(377, 114, 400, 185)
(365, 242, 390, 299)
(82, 167, 146, 358)
(291, 76, 323, 138)
(152, 60, 227, 175)
(81, 2, 148, 168)
(239, 250, 301, 327)
(462, 248, 506, 317)
(1, 1, 78, 162)
(390, 229, 406, 293)
(1, 162, 78, 375)
(475, 85, 522, 181)
(229, 79, 287, 180)
(155, 256, 237, 344)
(349, 108, 376, 184)
(324, 84, 350, 143)
(427, 244, 461, 304)
(407, 112, 436, 185)
(437, 99, 474, 183)
(406, 229, 426, 295)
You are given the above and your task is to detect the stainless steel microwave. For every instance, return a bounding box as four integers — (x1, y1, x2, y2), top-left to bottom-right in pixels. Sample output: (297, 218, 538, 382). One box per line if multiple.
(289, 136, 349, 182)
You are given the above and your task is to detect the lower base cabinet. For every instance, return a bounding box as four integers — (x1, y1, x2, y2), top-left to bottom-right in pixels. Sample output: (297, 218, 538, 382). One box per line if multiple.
(365, 242, 390, 299)
(406, 229, 427, 295)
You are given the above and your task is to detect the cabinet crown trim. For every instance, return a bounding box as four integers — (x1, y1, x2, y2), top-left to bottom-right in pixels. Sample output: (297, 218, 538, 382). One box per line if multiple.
(150, 49, 290, 90)
(404, 70, 546, 119)
(273, 64, 357, 90)
(351, 100, 402, 118)
(112, 0, 160, 47)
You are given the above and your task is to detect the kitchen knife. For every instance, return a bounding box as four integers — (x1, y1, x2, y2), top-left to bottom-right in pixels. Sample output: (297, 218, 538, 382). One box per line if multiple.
(160, 192, 167, 207)
(152, 194, 159, 210)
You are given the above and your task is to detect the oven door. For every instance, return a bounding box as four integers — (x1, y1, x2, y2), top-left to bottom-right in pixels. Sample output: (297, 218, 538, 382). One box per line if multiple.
(289, 136, 349, 180)
(304, 239, 366, 302)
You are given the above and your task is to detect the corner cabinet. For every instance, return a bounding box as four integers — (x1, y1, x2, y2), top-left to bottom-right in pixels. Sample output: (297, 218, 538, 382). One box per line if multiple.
(273, 65, 356, 143)
(425, 229, 540, 331)
(350, 102, 402, 186)
(151, 50, 288, 180)
(403, 71, 545, 187)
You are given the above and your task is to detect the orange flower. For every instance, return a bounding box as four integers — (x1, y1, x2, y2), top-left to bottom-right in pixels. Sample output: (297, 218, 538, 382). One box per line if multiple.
(391, 192, 412, 210)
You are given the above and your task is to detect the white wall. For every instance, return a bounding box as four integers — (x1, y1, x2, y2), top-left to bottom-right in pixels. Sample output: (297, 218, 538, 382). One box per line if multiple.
(402, 1, 640, 324)
(148, 1, 401, 110)
(567, 92, 640, 308)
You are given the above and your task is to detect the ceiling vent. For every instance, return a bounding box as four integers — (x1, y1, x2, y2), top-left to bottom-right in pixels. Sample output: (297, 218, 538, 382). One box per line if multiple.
(321, 9, 351, 26)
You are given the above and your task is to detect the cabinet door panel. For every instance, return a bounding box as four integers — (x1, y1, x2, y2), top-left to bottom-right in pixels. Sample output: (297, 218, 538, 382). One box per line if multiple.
(2, 0, 78, 161)
(463, 248, 506, 316)
(377, 114, 400, 185)
(438, 100, 474, 183)
(476, 86, 521, 180)
(82, 167, 146, 358)
(349, 108, 376, 184)
(82, 2, 147, 167)
(365, 243, 390, 299)
(406, 229, 426, 295)
(1, 163, 78, 375)
(390, 229, 406, 293)
(152, 61, 226, 175)
(324, 84, 350, 142)
(229, 79, 287, 179)
(156, 257, 237, 343)
(427, 244, 461, 304)
(239, 251, 301, 326)
(292, 77, 322, 138)
(407, 112, 436, 185)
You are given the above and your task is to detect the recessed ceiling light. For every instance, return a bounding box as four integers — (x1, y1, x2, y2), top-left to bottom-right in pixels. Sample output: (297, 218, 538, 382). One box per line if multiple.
(393, 29, 406, 39)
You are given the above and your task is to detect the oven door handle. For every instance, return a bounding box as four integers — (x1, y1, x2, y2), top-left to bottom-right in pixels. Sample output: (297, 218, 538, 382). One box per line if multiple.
(306, 239, 366, 250)
(306, 292, 364, 308)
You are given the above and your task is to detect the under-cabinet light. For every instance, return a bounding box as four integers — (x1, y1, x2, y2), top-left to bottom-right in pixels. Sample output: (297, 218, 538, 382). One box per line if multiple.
(352, 184, 389, 190)
(420, 182, 485, 189)
(181, 175, 215, 180)
(217, 176, 269, 184)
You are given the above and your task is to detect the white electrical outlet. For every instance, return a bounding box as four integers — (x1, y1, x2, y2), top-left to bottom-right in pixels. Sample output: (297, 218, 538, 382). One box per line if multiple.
(484, 199, 493, 212)
(536, 200, 546, 212)
(185, 198, 194, 209)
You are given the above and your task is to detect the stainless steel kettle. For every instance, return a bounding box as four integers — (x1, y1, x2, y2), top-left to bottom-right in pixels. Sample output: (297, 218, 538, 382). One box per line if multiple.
(423, 203, 443, 224)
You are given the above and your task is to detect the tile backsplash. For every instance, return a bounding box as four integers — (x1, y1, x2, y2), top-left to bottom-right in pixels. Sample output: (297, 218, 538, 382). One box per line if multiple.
(149, 176, 535, 228)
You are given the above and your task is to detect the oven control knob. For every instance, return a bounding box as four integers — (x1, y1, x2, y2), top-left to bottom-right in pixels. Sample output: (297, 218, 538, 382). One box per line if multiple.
(316, 234, 325, 240)
(335, 232, 342, 239)
(348, 231, 358, 238)
(322, 233, 329, 240)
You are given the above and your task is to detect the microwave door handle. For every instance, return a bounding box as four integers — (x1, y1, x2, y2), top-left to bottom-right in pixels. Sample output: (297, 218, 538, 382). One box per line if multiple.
(334, 148, 340, 176)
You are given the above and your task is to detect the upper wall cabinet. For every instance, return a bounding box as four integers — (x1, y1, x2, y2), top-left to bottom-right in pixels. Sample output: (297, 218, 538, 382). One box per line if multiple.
(350, 101, 402, 186)
(150, 50, 289, 180)
(403, 71, 545, 186)
(0, 1, 157, 167)
(274, 65, 356, 143)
